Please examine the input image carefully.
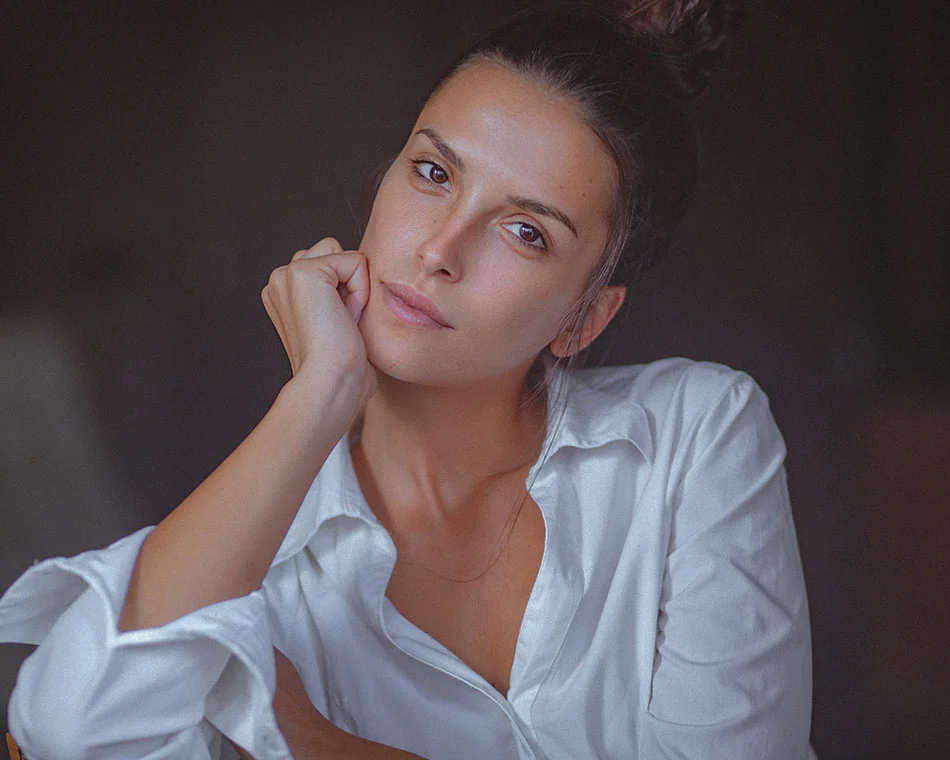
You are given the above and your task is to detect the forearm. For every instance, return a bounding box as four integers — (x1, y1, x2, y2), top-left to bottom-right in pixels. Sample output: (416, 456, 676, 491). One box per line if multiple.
(233, 729, 427, 760)
(7, 534, 246, 760)
(119, 368, 358, 631)
(313, 732, 426, 760)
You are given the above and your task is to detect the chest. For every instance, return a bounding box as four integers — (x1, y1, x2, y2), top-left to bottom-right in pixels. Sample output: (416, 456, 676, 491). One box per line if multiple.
(383, 489, 545, 697)
(274, 443, 660, 757)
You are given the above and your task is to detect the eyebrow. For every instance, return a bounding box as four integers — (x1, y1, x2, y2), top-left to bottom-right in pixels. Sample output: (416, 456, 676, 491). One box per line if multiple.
(506, 194, 578, 238)
(416, 128, 466, 173)
(415, 127, 579, 239)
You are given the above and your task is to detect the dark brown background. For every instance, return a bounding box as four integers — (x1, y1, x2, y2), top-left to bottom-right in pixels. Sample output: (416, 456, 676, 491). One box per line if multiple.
(2, 1, 948, 757)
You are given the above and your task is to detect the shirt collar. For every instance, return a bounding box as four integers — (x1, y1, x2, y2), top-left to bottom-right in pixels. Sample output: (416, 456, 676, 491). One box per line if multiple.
(272, 364, 654, 567)
(541, 364, 654, 462)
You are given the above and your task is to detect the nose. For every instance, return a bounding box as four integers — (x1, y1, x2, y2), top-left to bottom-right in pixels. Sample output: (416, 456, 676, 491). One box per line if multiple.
(416, 208, 469, 282)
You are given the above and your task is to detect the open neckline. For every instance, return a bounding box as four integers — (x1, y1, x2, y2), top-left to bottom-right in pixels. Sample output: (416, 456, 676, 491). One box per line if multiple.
(335, 384, 565, 705)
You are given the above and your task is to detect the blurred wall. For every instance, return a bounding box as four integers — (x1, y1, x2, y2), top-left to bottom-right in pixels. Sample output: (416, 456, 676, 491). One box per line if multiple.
(1, 1, 947, 756)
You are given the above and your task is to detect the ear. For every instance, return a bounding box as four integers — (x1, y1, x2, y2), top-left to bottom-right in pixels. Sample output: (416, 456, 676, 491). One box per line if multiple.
(550, 285, 627, 358)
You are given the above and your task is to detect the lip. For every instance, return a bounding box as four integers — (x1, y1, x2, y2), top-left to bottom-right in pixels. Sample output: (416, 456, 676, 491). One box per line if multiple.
(382, 282, 453, 329)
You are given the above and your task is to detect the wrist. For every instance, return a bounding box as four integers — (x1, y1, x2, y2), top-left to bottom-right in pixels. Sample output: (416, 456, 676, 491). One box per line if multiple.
(278, 365, 363, 435)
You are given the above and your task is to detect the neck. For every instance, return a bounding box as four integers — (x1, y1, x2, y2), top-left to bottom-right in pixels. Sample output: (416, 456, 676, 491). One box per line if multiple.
(353, 368, 547, 517)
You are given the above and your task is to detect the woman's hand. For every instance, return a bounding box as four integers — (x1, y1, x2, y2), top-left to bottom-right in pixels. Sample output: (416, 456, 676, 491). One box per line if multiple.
(231, 648, 425, 760)
(230, 647, 342, 758)
(262, 237, 376, 413)
(273, 647, 347, 756)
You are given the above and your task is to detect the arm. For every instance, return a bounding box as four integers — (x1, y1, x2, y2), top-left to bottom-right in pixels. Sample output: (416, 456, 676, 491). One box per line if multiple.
(231, 649, 426, 760)
(117, 365, 357, 632)
(120, 239, 375, 631)
(639, 374, 813, 759)
(5, 529, 240, 760)
(5, 239, 376, 759)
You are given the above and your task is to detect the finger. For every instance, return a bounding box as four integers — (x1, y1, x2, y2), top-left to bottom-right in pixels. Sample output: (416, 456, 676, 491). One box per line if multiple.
(306, 251, 370, 323)
(292, 237, 344, 262)
(341, 254, 371, 323)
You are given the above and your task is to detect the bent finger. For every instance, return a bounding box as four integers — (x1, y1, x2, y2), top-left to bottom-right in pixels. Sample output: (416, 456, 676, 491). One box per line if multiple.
(310, 251, 370, 322)
(341, 254, 371, 323)
(292, 237, 344, 262)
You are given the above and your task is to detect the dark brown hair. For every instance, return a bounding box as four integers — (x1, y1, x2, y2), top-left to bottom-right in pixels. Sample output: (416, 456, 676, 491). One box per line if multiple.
(434, 0, 733, 361)
(366, 1, 733, 581)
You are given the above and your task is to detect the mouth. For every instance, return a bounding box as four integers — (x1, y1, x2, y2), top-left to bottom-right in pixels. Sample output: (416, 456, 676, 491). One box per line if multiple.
(381, 282, 453, 329)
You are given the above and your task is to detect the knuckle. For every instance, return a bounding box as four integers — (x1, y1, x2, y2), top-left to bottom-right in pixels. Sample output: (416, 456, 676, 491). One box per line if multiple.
(321, 236, 342, 250)
(285, 260, 315, 288)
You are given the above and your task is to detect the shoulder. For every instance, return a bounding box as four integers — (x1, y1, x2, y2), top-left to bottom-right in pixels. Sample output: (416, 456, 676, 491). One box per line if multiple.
(569, 356, 764, 422)
(552, 358, 773, 463)
(573, 358, 777, 459)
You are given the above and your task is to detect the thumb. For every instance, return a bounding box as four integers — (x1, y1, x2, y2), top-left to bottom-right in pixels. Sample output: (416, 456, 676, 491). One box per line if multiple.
(313, 251, 371, 324)
(341, 253, 371, 323)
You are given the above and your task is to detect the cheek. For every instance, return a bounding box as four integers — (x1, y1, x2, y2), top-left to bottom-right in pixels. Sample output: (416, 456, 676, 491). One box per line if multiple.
(475, 267, 575, 351)
(360, 175, 415, 258)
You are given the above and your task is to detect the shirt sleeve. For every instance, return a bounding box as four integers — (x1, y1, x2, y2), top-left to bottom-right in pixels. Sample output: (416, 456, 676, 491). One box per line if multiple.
(638, 372, 815, 760)
(0, 527, 291, 760)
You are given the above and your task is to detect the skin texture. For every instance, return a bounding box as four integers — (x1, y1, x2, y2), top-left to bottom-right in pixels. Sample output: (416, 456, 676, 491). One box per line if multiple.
(351, 60, 626, 567)
(357, 60, 622, 390)
(245, 61, 629, 758)
(119, 56, 631, 760)
(118, 241, 376, 635)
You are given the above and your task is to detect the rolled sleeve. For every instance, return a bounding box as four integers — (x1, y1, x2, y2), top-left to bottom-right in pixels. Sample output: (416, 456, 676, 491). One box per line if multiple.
(640, 373, 814, 759)
(1, 528, 289, 760)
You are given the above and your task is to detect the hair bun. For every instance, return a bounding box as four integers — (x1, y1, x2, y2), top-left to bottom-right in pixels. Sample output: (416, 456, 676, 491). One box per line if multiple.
(615, 0, 732, 98)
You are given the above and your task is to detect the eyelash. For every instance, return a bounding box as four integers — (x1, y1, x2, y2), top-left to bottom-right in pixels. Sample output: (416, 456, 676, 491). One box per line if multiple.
(502, 222, 547, 251)
(408, 158, 548, 251)
(410, 159, 450, 188)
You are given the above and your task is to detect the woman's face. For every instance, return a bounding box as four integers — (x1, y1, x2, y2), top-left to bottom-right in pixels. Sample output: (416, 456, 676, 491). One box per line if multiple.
(357, 60, 617, 388)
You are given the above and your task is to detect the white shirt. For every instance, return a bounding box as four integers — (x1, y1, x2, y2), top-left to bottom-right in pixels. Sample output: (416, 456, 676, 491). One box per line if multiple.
(1, 358, 816, 759)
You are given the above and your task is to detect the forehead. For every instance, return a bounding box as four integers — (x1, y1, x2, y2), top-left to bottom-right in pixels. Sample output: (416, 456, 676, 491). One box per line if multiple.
(413, 61, 616, 238)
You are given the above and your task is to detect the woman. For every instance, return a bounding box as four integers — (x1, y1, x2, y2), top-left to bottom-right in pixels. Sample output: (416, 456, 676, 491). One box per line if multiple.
(0, 1, 815, 758)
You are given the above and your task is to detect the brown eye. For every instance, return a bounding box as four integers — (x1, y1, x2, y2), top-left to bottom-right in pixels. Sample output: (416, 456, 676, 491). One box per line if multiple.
(502, 221, 547, 250)
(519, 224, 540, 243)
(413, 160, 449, 187)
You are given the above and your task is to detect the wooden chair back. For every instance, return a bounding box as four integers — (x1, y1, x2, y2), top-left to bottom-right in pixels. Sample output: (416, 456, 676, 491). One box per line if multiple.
(5, 733, 23, 760)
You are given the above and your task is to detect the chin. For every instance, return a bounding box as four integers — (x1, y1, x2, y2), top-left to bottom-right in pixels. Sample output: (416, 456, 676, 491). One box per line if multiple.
(358, 305, 460, 387)
(358, 296, 536, 390)
(363, 329, 532, 394)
